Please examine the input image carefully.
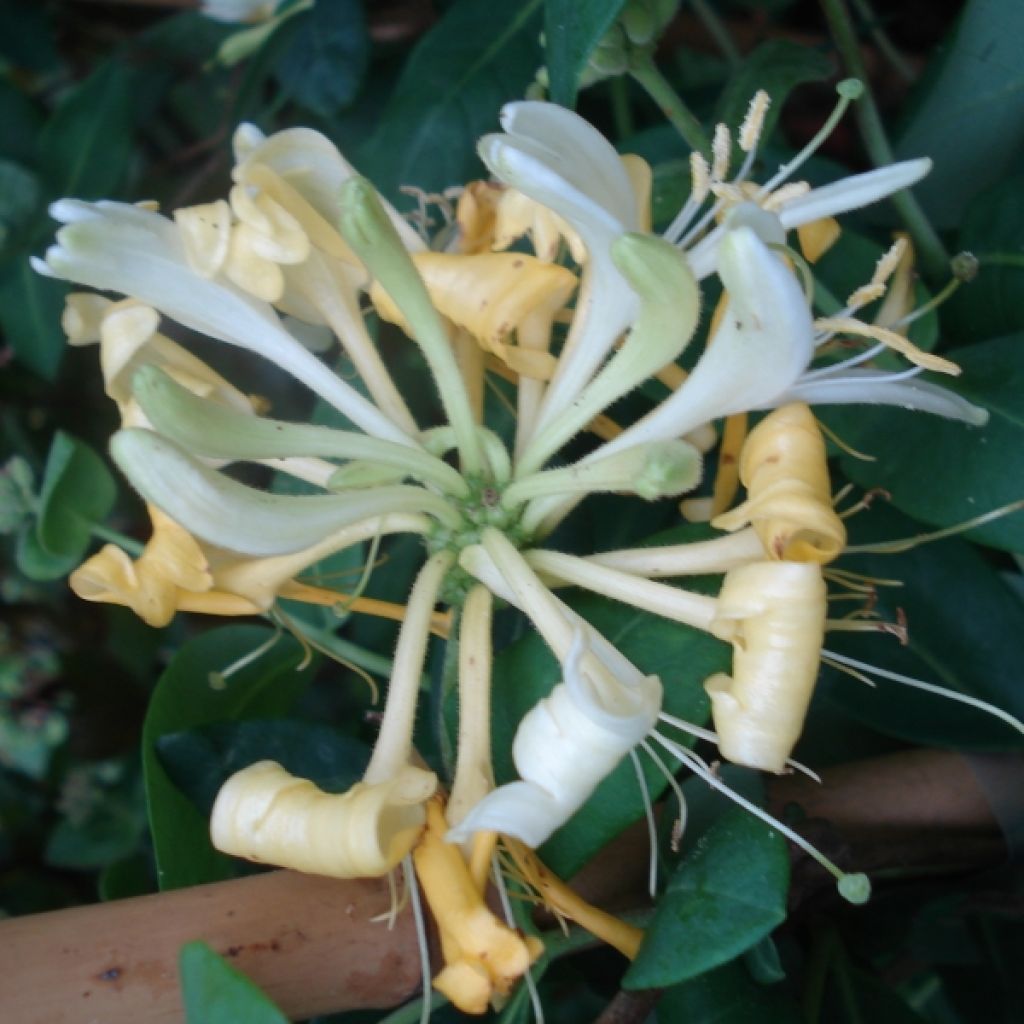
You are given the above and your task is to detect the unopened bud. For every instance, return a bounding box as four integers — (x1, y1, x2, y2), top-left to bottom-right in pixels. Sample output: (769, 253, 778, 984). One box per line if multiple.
(951, 251, 979, 282)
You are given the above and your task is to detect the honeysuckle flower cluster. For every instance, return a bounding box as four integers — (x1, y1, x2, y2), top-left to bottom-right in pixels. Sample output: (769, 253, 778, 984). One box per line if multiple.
(36, 89, 1017, 1015)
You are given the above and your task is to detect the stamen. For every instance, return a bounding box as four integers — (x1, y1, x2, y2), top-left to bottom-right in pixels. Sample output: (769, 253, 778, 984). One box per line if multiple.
(403, 856, 434, 1024)
(813, 317, 961, 375)
(757, 79, 863, 197)
(739, 90, 771, 154)
(492, 855, 545, 1024)
(822, 649, 1024, 734)
(844, 499, 1024, 554)
(652, 731, 871, 904)
(271, 605, 380, 702)
(824, 566, 903, 591)
(826, 617, 908, 645)
(640, 739, 688, 855)
(629, 749, 659, 898)
(690, 151, 711, 203)
(207, 625, 284, 689)
(836, 486, 891, 520)
(821, 653, 878, 687)
(761, 181, 811, 211)
(711, 123, 732, 182)
(657, 711, 822, 782)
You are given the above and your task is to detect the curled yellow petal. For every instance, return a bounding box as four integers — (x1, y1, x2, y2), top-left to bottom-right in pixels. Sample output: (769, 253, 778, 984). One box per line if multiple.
(711, 402, 846, 564)
(493, 187, 585, 263)
(706, 560, 826, 773)
(371, 251, 576, 379)
(455, 180, 504, 255)
(211, 760, 437, 878)
(414, 798, 542, 1014)
(69, 505, 215, 627)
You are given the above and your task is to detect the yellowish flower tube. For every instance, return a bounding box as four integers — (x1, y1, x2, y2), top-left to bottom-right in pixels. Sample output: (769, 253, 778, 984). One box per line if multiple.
(210, 761, 436, 878)
(413, 797, 542, 1015)
(712, 402, 846, 563)
(705, 561, 827, 773)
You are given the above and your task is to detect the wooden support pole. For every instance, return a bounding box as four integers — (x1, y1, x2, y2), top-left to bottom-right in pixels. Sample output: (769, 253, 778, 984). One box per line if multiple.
(0, 870, 421, 1024)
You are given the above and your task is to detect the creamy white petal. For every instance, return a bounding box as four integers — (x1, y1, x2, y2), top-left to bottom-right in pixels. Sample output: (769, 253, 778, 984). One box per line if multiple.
(593, 225, 814, 457)
(777, 159, 932, 229)
(783, 369, 989, 425)
(39, 201, 414, 445)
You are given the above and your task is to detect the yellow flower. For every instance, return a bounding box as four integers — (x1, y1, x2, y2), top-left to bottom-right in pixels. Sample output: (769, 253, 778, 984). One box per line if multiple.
(413, 797, 542, 1014)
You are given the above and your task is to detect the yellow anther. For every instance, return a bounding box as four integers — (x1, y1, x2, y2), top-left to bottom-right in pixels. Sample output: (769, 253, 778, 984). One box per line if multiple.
(814, 316, 961, 375)
(711, 123, 731, 181)
(739, 90, 771, 153)
(689, 151, 711, 204)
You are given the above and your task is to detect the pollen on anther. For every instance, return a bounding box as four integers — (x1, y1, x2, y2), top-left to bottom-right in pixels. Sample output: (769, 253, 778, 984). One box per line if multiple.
(739, 90, 771, 154)
(711, 124, 731, 182)
(689, 152, 711, 204)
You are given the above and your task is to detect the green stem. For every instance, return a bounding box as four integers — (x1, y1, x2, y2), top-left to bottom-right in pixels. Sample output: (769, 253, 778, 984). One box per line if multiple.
(849, 0, 916, 82)
(298, 622, 397, 680)
(690, 0, 742, 69)
(608, 74, 634, 140)
(977, 251, 1024, 269)
(91, 522, 145, 557)
(819, 0, 948, 282)
(628, 50, 711, 157)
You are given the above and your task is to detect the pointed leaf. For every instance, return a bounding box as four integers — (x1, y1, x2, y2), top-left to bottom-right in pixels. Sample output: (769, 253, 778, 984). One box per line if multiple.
(544, 0, 626, 108)
(626, 808, 789, 989)
(179, 941, 289, 1024)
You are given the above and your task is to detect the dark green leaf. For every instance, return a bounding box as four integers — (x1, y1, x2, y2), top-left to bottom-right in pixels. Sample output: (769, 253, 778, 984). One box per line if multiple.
(156, 719, 369, 817)
(274, 0, 370, 117)
(819, 503, 1024, 749)
(0, 78, 44, 163)
(179, 941, 289, 1024)
(894, 0, 1024, 229)
(656, 959, 801, 1023)
(358, 0, 543, 200)
(0, 160, 41, 262)
(743, 935, 786, 984)
(142, 626, 308, 890)
(946, 176, 1024, 341)
(0, 0, 59, 72)
(0, 259, 68, 380)
(98, 854, 155, 901)
(37, 61, 137, 198)
(491, 587, 726, 878)
(544, 0, 626, 108)
(35, 431, 116, 559)
(716, 40, 833, 148)
(823, 333, 1024, 552)
(626, 808, 789, 989)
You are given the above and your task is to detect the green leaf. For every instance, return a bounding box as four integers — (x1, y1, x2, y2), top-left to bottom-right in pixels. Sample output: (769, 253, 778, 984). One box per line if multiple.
(894, 0, 1024, 229)
(491, 588, 727, 878)
(627, 808, 789, 989)
(274, 0, 370, 117)
(544, 0, 626, 108)
(946, 176, 1024, 341)
(14, 522, 79, 581)
(358, 0, 543, 200)
(716, 39, 833, 147)
(156, 719, 369, 818)
(822, 333, 1024, 553)
(35, 431, 116, 559)
(142, 626, 308, 890)
(179, 941, 289, 1024)
(819, 503, 1024, 750)
(0, 159, 41, 261)
(37, 61, 137, 198)
(656, 959, 802, 1023)
(0, 259, 68, 380)
(0, 78, 45, 163)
